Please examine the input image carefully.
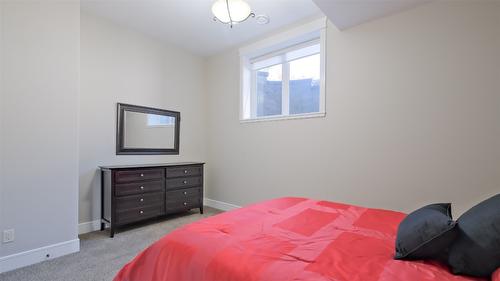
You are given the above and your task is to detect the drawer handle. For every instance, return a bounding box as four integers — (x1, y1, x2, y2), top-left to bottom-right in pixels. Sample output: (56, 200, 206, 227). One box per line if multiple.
(140, 198, 144, 202)
(183, 191, 187, 195)
(140, 210, 144, 214)
(183, 202, 187, 206)
(183, 180, 188, 184)
(140, 186, 144, 190)
(140, 173, 144, 177)
(184, 170, 188, 174)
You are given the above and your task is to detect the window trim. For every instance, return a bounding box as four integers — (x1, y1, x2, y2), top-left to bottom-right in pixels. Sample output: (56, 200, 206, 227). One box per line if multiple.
(240, 112, 326, 123)
(239, 18, 327, 123)
(249, 38, 320, 68)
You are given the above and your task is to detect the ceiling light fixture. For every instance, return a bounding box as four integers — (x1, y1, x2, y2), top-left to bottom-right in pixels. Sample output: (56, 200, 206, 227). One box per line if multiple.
(212, 0, 255, 28)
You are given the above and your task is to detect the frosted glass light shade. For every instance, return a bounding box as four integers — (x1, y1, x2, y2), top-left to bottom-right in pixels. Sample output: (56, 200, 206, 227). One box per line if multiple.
(212, 0, 252, 24)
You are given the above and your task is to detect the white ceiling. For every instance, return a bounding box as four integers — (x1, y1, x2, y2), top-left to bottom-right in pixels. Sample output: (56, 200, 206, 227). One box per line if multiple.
(312, 0, 431, 30)
(81, 0, 323, 57)
(81, 0, 431, 57)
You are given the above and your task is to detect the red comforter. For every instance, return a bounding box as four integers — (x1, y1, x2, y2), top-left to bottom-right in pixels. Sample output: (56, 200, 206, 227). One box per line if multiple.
(115, 197, 489, 281)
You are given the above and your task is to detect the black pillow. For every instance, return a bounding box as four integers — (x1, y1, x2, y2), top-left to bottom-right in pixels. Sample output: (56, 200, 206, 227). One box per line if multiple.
(447, 194, 500, 277)
(394, 203, 457, 260)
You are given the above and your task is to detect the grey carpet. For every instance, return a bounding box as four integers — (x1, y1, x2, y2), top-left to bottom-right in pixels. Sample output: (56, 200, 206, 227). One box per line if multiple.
(0, 207, 222, 281)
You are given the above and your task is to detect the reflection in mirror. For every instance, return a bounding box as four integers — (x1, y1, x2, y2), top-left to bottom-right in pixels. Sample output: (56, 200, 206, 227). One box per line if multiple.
(123, 112, 176, 149)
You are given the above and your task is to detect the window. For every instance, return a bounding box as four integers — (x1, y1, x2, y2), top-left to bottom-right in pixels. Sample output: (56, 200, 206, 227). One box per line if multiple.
(256, 63, 282, 117)
(240, 18, 326, 122)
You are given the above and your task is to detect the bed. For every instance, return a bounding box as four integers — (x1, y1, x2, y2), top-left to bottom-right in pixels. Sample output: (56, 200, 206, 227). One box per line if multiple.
(114, 197, 491, 281)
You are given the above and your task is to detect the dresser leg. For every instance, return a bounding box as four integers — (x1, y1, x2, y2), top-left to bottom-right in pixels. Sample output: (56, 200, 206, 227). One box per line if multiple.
(110, 227, 115, 238)
(200, 206, 204, 214)
(100, 222, 105, 231)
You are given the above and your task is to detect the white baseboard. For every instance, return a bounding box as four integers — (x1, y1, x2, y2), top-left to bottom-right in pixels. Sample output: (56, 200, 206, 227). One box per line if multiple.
(0, 239, 80, 274)
(77, 198, 239, 235)
(204, 198, 241, 211)
(78, 220, 101, 235)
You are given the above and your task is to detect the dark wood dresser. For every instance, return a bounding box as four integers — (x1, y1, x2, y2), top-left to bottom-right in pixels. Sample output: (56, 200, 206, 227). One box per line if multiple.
(100, 162, 204, 237)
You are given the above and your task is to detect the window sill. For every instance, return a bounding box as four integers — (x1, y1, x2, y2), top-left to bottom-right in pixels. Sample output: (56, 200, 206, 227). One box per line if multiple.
(240, 112, 326, 123)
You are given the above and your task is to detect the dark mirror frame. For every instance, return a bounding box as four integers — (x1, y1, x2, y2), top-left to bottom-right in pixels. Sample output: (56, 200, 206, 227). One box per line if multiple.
(116, 103, 180, 155)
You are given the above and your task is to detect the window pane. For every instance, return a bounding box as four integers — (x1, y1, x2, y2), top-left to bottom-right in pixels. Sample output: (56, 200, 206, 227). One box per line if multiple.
(256, 64, 282, 117)
(289, 54, 320, 115)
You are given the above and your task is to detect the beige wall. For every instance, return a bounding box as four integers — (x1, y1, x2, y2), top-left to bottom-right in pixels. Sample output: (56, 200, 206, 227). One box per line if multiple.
(205, 1, 500, 216)
(0, 1, 80, 258)
(79, 13, 207, 225)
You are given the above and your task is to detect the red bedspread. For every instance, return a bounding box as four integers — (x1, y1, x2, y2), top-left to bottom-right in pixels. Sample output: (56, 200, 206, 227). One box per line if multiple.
(114, 197, 487, 281)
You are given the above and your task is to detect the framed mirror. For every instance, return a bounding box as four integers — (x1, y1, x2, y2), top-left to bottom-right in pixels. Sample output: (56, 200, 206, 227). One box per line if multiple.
(116, 103, 180, 155)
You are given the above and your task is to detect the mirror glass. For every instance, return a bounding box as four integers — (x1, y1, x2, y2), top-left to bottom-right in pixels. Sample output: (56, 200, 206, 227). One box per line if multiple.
(123, 112, 176, 149)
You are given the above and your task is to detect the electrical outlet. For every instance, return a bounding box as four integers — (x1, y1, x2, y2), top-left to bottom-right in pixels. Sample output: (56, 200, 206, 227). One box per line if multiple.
(3, 229, 15, 243)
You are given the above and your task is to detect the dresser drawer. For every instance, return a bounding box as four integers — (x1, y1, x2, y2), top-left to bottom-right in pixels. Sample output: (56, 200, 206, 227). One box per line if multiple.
(166, 177, 202, 190)
(166, 187, 201, 201)
(115, 180, 164, 196)
(115, 204, 165, 225)
(166, 166, 202, 178)
(115, 168, 164, 183)
(165, 197, 201, 212)
(116, 192, 164, 211)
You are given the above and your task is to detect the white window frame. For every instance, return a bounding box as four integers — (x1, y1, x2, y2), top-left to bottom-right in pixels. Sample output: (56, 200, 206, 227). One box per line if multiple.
(239, 18, 327, 123)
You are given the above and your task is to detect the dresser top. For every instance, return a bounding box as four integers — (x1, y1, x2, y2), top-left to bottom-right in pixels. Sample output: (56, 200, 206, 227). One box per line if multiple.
(99, 162, 204, 170)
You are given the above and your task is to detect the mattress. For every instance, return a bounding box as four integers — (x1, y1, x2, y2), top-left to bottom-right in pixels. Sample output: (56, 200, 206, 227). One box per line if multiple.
(114, 197, 488, 281)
